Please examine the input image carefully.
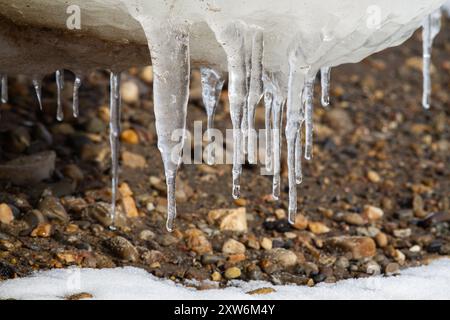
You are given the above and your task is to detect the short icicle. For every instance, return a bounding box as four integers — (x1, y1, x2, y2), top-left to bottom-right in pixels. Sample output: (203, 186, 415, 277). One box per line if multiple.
(320, 67, 331, 107)
(109, 71, 121, 228)
(422, 9, 442, 109)
(304, 76, 316, 160)
(1, 74, 8, 103)
(72, 74, 82, 118)
(246, 28, 264, 164)
(145, 24, 190, 232)
(200, 67, 224, 165)
(55, 70, 64, 121)
(295, 123, 303, 184)
(32, 77, 43, 110)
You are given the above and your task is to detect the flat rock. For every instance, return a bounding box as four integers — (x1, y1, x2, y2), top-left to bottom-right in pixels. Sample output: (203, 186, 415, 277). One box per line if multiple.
(325, 236, 376, 259)
(208, 207, 247, 233)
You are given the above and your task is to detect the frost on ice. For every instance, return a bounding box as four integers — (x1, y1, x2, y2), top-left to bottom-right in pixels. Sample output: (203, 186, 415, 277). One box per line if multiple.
(0, 0, 448, 230)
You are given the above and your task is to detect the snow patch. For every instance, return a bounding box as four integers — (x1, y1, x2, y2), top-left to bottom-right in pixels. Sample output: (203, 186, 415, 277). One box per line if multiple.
(0, 258, 449, 300)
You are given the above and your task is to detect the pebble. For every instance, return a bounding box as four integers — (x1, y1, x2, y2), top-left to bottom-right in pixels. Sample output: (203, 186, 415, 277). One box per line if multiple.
(224, 267, 241, 280)
(246, 287, 276, 295)
(274, 208, 286, 219)
(121, 150, 147, 169)
(308, 221, 330, 234)
(65, 292, 93, 300)
(86, 202, 113, 227)
(384, 262, 400, 275)
(185, 228, 212, 255)
(363, 205, 384, 221)
(0, 203, 14, 224)
(211, 271, 222, 281)
(30, 223, 52, 237)
(409, 245, 421, 253)
(38, 192, 69, 223)
(268, 248, 298, 268)
(208, 207, 248, 233)
(0, 240, 16, 251)
(334, 256, 350, 269)
(393, 249, 406, 265)
(121, 195, 139, 218)
(260, 237, 273, 250)
(121, 80, 139, 104)
(293, 214, 308, 230)
(141, 250, 164, 265)
(139, 66, 153, 83)
(159, 234, 179, 247)
(325, 236, 376, 259)
(139, 229, 155, 241)
(201, 254, 224, 265)
(63, 164, 84, 183)
(107, 236, 139, 262)
(22, 210, 47, 229)
(343, 213, 366, 226)
(222, 239, 246, 255)
(367, 170, 381, 183)
(375, 232, 389, 247)
(364, 260, 381, 275)
(393, 228, 412, 238)
(120, 129, 139, 144)
(412, 194, 427, 218)
(323, 109, 354, 134)
(246, 235, 260, 250)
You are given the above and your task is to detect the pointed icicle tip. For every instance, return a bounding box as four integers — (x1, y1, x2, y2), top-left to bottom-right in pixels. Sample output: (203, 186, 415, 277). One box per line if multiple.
(32, 78, 43, 110)
(73, 74, 82, 118)
(1, 74, 8, 104)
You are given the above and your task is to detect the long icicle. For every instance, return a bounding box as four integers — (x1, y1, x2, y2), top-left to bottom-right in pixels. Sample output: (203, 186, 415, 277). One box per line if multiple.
(247, 28, 264, 164)
(286, 51, 309, 224)
(146, 25, 190, 231)
(55, 70, 64, 121)
(200, 67, 224, 165)
(272, 93, 285, 200)
(109, 72, 121, 228)
(304, 76, 316, 160)
(1, 74, 8, 103)
(422, 9, 442, 109)
(73, 74, 82, 118)
(263, 82, 273, 173)
(32, 77, 43, 110)
(295, 122, 303, 184)
(320, 67, 331, 107)
(241, 28, 253, 157)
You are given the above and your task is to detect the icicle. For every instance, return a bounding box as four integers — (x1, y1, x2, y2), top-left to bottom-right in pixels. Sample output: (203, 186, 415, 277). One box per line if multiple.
(263, 85, 273, 172)
(286, 46, 310, 224)
(247, 28, 264, 164)
(32, 77, 43, 110)
(304, 76, 315, 160)
(422, 9, 442, 109)
(271, 94, 285, 200)
(1, 74, 8, 103)
(200, 67, 224, 165)
(241, 28, 253, 157)
(55, 70, 64, 121)
(212, 22, 248, 200)
(144, 25, 190, 232)
(320, 67, 331, 107)
(109, 72, 121, 228)
(295, 124, 303, 184)
(72, 74, 81, 118)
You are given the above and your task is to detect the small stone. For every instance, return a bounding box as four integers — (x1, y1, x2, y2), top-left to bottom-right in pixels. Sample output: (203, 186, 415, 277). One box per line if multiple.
(63, 164, 84, 183)
(308, 221, 330, 234)
(121, 196, 139, 218)
(364, 260, 381, 275)
(393, 228, 412, 238)
(363, 205, 384, 221)
(228, 253, 246, 264)
(224, 267, 241, 279)
(121, 150, 147, 169)
(375, 232, 388, 247)
(367, 170, 381, 183)
(268, 248, 298, 268)
(65, 292, 93, 300)
(139, 66, 153, 83)
(412, 194, 427, 218)
(409, 245, 421, 253)
(222, 239, 246, 255)
(393, 249, 406, 265)
(185, 228, 212, 255)
(274, 208, 286, 219)
(208, 207, 248, 233)
(120, 129, 139, 144)
(325, 236, 376, 259)
(343, 213, 366, 226)
(141, 250, 165, 265)
(38, 192, 69, 223)
(334, 256, 350, 269)
(31, 223, 52, 237)
(233, 198, 247, 206)
(121, 80, 139, 104)
(0, 240, 16, 251)
(260, 237, 273, 250)
(65, 224, 79, 233)
(384, 262, 400, 275)
(139, 230, 155, 241)
(247, 287, 276, 295)
(107, 236, 139, 262)
(0, 203, 14, 224)
(246, 235, 260, 250)
(211, 271, 222, 282)
(159, 234, 179, 246)
(293, 214, 308, 230)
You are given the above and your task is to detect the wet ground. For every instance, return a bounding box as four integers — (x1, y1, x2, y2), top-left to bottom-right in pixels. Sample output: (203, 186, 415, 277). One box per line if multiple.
(0, 19, 448, 288)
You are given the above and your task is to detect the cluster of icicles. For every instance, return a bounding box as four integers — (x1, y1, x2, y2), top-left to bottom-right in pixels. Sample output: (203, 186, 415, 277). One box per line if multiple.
(0, 9, 444, 232)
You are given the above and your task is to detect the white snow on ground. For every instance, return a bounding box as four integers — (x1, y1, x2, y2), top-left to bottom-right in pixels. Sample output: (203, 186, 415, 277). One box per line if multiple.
(0, 258, 449, 300)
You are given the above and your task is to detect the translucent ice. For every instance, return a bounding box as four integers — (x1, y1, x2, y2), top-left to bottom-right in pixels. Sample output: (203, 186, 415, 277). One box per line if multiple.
(72, 74, 82, 118)
(1, 74, 7, 103)
(55, 70, 64, 121)
(109, 72, 121, 226)
(320, 67, 331, 107)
